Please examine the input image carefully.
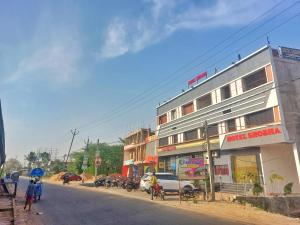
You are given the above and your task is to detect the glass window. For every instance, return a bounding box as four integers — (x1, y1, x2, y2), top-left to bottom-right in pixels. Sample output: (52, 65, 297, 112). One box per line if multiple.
(159, 137, 168, 146)
(182, 102, 194, 115)
(227, 119, 236, 132)
(207, 124, 218, 137)
(245, 108, 274, 128)
(172, 134, 178, 144)
(171, 109, 177, 120)
(183, 129, 198, 141)
(221, 85, 231, 100)
(197, 93, 212, 110)
(243, 69, 267, 91)
(156, 175, 178, 180)
(158, 114, 167, 125)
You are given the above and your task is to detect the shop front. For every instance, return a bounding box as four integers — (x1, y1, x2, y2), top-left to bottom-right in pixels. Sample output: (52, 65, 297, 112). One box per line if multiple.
(158, 138, 219, 175)
(220, 124, 300, 193)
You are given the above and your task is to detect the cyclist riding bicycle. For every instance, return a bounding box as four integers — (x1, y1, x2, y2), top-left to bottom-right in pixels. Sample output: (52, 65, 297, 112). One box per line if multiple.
(150, 172, 160, 200)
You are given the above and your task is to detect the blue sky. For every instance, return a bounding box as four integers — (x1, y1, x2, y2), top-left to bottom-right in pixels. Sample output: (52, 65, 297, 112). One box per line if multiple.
(0, 0, 300, 160)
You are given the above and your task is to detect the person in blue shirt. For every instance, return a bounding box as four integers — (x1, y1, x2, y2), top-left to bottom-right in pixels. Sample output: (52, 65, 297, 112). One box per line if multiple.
(24, 180, 35, 211)
(34, 178, 42, 201)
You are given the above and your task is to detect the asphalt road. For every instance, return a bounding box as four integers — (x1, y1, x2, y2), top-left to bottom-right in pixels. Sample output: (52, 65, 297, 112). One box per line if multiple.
(18, 178, 248, 225)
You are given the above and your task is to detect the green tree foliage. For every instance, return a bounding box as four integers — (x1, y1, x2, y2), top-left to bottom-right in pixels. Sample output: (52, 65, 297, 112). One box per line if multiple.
(50, 159, 65, 174)
(40, 152, 51, 165)
(25, 151, 37, 165)
(68, 142, 124, 175)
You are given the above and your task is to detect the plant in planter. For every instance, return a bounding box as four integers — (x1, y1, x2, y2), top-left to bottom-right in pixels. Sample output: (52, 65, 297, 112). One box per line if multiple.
(252, 182, 264, 196)
(283, 182, 293, 196)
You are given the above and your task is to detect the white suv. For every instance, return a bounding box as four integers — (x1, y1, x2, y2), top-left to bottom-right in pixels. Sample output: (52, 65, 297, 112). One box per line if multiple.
(140, 172, 195, 193)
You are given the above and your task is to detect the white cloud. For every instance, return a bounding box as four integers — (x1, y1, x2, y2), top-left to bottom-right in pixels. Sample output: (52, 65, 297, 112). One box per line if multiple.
(99, 0, 279, 59)
(6, 38, 81, 85)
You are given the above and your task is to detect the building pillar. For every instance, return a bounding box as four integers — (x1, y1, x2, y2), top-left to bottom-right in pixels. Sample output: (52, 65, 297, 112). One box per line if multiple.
(293, 143, 300, 184)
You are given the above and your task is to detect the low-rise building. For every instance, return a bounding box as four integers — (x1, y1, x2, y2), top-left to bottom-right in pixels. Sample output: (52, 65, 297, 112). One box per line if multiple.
(122, 128, 155, 177)
(156, 45, 300, 194)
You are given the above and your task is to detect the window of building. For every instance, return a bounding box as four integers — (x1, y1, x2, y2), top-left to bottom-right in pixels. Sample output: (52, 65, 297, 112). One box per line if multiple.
(172, 134, 178, 144)
(226, 119, 236, 132)
(207, 124, 219, 137)
(159, 137, 169, 147)
(171, 109, 177, 120)
(243, 69, 267, 91)
(197, 93, 212, 110)
(158, 114, 167, 125)
(182, 102, 194, 116)
(221, 85, 231, 100)
(183, 129, 198, 141)
(245, 108, 274, 128)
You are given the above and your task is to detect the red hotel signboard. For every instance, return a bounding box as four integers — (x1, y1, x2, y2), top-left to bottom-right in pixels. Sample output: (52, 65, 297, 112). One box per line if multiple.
(226, 127, 281, 142)
(221, 125, 286, 150)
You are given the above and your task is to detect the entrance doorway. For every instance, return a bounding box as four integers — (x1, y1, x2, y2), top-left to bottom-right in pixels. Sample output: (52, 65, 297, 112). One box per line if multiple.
(232, 155, 259, 183)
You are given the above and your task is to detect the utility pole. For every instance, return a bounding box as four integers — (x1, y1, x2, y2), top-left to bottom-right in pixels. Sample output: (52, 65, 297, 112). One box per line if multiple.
(65, 129, 79, 169)
(203, 121, 215, 201)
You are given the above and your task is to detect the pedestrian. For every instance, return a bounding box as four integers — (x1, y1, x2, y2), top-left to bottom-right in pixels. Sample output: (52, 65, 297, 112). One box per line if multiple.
(34, 178, 42, 201)
(24, 180, 35, 211)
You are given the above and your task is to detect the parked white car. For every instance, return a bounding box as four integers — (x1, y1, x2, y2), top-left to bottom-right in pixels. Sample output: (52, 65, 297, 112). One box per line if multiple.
(140, 172, 195, 193)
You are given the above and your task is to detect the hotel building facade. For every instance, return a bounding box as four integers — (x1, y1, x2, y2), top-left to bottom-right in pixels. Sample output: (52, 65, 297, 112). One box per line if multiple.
(156, 45, 300, 194)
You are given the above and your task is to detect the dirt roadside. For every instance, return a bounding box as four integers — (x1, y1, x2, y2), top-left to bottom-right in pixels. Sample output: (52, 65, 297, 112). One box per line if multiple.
(13, 190, 43, 225)
(44, 179, 300, 225)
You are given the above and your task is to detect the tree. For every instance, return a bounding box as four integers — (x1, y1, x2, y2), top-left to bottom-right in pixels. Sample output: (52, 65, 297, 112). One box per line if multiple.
(3, 158, 22, 173)
(50, 159, 65, 174)
(25, 151, 37, 165)
(68, 142, 123, 175)
(40, 152, 51, 166)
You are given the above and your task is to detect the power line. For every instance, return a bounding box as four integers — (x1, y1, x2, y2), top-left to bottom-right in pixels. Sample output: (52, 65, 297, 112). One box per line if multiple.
(75, 0, 293, 131)
(80, 9, 300, 134)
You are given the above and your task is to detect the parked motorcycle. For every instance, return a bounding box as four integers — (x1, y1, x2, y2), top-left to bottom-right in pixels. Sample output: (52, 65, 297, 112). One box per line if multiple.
(63, 176, 70, 185)
(94, 178, 106, 187)
(180, 186, 200, 200)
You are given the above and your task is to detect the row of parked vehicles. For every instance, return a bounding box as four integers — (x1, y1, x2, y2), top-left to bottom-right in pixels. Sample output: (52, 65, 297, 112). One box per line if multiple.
(60, 171, 201, 200)
(94, 172, 201, 200)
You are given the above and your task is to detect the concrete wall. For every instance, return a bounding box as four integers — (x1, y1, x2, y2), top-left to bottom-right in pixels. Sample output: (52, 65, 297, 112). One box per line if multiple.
(236, 196, 300, 218)
(260, 143, 300, 194)
(273, 56, 300, 188)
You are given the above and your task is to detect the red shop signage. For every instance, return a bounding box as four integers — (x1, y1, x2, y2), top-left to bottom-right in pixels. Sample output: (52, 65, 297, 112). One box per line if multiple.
(160, 146, 176, 152)
(227, 127, 281, 142)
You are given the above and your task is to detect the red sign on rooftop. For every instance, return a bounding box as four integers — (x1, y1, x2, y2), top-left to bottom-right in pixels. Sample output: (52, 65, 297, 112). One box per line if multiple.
(188, 71, 207, 88)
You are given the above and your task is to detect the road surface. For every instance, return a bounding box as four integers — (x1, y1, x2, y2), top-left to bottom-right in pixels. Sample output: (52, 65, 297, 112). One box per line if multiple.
(18, 178, 248, 225)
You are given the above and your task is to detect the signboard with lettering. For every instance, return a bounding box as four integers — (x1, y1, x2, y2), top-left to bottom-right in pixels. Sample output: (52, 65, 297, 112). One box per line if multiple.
(279, 46, 300, 61)
(177, 157, 206, 179)
(95, 150, 101, 167)
(188, 71, 207, 88)
(220, 125, 286, 150)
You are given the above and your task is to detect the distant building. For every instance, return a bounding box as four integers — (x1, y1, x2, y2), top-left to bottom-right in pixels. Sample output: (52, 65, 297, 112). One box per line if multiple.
(122, 128, 156, 177)
(156, 45, 300, 195)
(0, 101, 5, 168)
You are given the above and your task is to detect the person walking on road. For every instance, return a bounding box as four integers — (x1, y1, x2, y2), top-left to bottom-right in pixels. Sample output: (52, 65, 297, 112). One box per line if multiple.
(24, 180, 35, 211)
(34, 178, 42, 201)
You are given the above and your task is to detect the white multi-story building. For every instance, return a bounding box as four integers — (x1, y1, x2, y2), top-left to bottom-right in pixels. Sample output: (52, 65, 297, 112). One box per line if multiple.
(156, 45, 300, 195)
